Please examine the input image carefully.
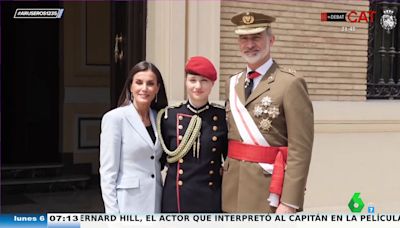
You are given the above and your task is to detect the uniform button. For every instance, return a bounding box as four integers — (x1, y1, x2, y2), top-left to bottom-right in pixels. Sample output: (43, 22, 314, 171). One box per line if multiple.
(178, 135, 183, 140)
(178, 125, 183, 130)
(151, 174, 155, 178)
(178, 180, 183, 186)
(210, 160, 215, 164)
(213, 116, 218, 121)
(179, 169, 184, 175)
(178, 116, 183, 121)
(179, 158, 184, 163)
(208, 181, 213, 186)
(209, 170, 214, 175)
(212, 136, 218, 142)
(150, 155, 155, 160)
(213, 126, 218, 131)
(212, 147, 217, 152)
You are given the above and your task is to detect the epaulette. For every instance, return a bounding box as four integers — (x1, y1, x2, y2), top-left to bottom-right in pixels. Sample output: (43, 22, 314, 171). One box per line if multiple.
(279, 66, 297, 76)
(167, 101, 184, 109)
(162, 102, 184, 119)
(210, 102, 225, 110)
(229, 71, 241, 78)
(229, 69, 246, 79)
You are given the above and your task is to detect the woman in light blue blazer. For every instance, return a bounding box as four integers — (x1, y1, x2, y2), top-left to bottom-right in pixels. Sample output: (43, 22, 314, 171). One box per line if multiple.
(100, 61, 168, 213)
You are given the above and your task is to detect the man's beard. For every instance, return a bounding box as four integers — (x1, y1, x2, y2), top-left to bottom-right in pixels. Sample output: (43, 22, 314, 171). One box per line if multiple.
(240, 48, 268, 65)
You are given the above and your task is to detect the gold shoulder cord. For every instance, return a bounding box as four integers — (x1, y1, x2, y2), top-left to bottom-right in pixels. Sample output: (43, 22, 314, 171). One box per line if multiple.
(157, 109, 202, 163)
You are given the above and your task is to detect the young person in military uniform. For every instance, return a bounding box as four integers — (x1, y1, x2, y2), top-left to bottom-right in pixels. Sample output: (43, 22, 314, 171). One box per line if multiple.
(222, 12, 314, 213)
(157, 56, 227, 212)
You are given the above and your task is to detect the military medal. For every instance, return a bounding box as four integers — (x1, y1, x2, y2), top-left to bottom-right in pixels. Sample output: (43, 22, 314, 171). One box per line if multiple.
(253, 96, 280, 132)
(259, 119, 272, 131)
(261, 96, 272, 106)
(267, 106, 280, 118)
(254, 105, 263, 117)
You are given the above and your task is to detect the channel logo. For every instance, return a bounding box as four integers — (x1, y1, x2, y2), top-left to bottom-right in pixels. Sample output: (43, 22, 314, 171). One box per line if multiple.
(348, 192, 376, 213)
(348, 192, 365, 213)
(321, 11, 376, 24)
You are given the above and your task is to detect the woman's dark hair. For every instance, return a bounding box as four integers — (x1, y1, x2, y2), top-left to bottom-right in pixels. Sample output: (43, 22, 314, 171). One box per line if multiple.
(117, 61, 168, 111)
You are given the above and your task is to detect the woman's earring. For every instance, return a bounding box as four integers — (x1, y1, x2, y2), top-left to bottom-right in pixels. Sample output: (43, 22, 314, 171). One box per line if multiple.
(155, 94, 158, 103)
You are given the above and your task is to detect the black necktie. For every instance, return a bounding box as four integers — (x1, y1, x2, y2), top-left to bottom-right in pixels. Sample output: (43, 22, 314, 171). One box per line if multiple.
(245, 71, 260, 100)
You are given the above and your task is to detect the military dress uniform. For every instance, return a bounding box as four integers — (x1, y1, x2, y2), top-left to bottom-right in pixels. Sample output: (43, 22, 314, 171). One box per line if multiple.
(158, 101, 227, 212)
(221, 12, 314, 213)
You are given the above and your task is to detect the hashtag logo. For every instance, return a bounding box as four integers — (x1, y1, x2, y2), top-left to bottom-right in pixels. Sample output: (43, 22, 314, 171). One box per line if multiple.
(348, 192, 365, 213)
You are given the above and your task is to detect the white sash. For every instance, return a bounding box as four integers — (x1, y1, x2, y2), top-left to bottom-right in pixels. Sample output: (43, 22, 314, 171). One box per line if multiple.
(229, 72, 269, 146)
(229, 73, 280, 207)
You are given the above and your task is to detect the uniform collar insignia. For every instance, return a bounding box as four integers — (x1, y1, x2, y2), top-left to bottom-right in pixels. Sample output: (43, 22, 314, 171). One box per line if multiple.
(186, 100, 210, 114)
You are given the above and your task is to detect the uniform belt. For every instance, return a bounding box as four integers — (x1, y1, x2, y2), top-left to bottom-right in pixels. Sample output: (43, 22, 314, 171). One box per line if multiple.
(227, 140, 288, 196)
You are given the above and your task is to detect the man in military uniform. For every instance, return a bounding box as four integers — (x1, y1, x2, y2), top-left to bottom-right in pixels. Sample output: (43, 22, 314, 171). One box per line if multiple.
(158, 56, 227, 212)
(222, 12, 314, 213)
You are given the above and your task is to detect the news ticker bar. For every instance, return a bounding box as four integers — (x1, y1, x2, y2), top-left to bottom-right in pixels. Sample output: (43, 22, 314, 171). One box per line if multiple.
(1, 214, 400, 228)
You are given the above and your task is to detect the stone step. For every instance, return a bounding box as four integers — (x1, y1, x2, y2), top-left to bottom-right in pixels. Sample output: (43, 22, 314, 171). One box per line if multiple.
(1, 174, 90, 186)
(1, 162, 93, 193)
(1, 162, 92, 180)
(1, 174, 92, 193)
(1, 163, 63, 171)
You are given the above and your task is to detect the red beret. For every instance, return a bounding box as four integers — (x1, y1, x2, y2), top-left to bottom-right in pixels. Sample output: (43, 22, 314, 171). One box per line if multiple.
(185, 56, 217, 81)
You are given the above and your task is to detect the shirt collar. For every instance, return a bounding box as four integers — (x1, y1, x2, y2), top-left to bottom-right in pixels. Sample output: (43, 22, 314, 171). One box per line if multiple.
(246, 58, 273, 76)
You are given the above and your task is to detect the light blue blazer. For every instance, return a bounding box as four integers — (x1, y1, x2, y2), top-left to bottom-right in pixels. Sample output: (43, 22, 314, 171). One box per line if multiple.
(99, 104, 163, 213)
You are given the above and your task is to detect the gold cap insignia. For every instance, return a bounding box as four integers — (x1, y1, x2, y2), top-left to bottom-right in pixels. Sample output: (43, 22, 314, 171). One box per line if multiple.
(242, 15, 255, 25)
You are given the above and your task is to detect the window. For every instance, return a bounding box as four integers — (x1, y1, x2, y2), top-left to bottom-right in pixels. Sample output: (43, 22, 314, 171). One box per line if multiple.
(367, 0, 400, 99)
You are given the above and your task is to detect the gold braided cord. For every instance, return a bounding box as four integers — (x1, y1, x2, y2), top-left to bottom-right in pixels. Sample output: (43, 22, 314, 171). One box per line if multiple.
(193, 138, 196, 158)
(156, 108, 202, 163)
(167, 118, 202, 163)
